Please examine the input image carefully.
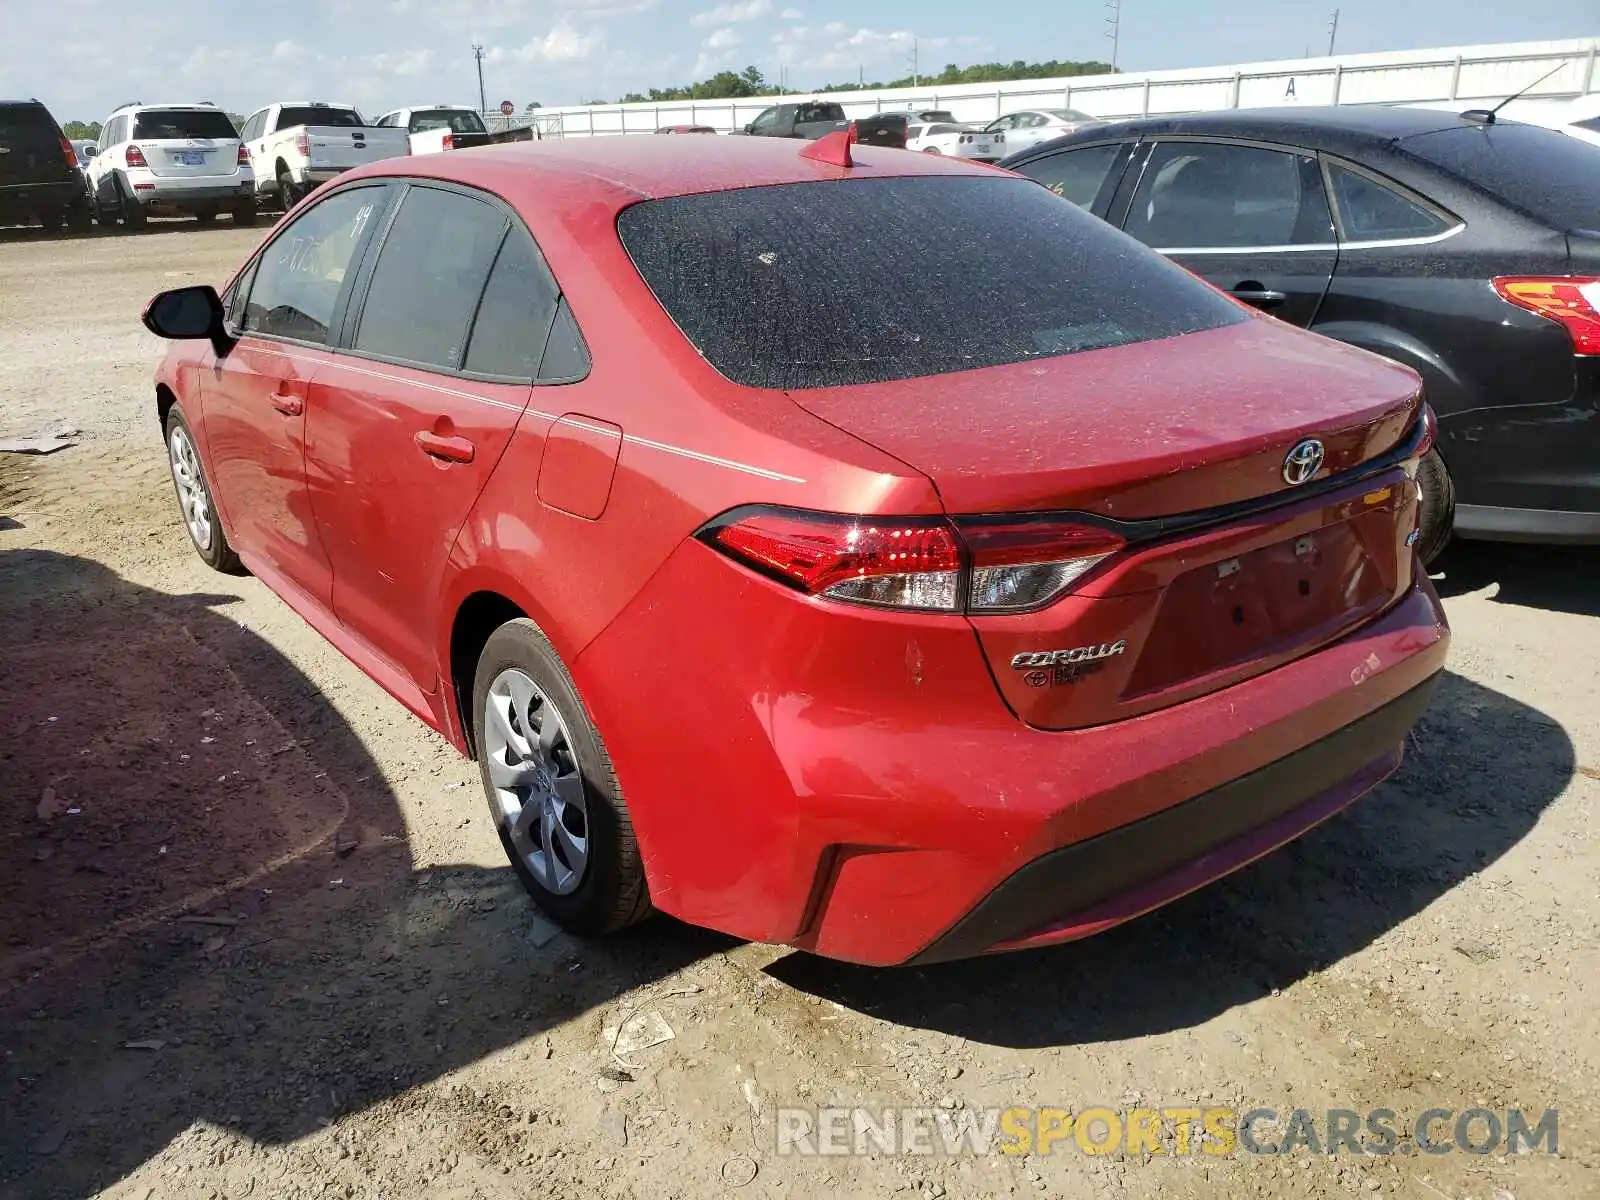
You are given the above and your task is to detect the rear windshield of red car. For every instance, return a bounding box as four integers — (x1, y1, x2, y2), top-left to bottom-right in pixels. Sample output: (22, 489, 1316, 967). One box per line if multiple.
(132, 110, 239, 140)
(616, 175, 1247, 389)
(1402, 121, 1600, 232)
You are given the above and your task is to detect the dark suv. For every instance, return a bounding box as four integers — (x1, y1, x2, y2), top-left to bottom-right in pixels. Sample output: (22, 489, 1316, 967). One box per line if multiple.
(0, 99, 92, 232)
(1000, 106, 1600, 560)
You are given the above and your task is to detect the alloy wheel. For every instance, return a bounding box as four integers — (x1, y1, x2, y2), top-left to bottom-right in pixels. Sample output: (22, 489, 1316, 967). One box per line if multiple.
(168, 425, 213, 551)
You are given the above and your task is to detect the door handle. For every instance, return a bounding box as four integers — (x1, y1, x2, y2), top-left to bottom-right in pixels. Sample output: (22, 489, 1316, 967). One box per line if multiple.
(269, 391, 304, 416)
(415, 431, 475, 463)
(1231, 285, 1288, 308)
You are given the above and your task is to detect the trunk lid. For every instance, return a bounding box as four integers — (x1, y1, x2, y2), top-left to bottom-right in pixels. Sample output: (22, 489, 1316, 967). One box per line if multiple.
(791, 319, 1425, 730)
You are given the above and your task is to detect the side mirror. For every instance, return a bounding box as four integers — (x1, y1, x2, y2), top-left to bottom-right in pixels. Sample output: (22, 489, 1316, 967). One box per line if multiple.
(142, 285, 234, 356)
(84, 144, 98, 158)
(744, 123, 755, 133)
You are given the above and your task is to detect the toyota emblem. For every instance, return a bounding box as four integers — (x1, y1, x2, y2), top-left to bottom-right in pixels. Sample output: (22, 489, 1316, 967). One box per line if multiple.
(1282, 438, 1325, 486)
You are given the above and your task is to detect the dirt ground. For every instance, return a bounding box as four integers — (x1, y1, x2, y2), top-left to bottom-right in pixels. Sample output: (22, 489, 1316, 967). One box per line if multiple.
(1, 222, 1598, 1200)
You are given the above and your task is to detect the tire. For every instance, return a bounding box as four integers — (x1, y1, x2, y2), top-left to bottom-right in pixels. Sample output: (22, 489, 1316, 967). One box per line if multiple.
(37, 208, 62, 232)
(119, 180, 147, 230)
(922, 146, 943, 154)
(1415, 448, 1455, 567)
(472, 618, 651, 937)
(163, 406, 243, 574)
(194, 207, 217, 225)
(231, 198, 258, 226)
(64, 197, 92, 234)
(277, 169, 300, 211)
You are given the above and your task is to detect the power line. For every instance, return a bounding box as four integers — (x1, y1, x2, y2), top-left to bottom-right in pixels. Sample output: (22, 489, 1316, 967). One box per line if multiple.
(472, 43, 488, 115)
(1104, 0, 1121, 71)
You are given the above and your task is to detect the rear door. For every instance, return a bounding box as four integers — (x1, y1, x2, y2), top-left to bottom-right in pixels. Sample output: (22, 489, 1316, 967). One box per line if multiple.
(305, 182, 557, 692)
(1114, 138, 1338, 327)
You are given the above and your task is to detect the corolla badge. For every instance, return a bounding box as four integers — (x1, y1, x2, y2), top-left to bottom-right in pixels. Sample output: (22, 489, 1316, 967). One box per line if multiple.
(1011, 640, 1127, 670)
(1282, 438, 1326, 486)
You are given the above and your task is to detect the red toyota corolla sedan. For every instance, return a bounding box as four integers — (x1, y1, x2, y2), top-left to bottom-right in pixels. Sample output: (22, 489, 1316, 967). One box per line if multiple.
(143, 134, 1448, 965)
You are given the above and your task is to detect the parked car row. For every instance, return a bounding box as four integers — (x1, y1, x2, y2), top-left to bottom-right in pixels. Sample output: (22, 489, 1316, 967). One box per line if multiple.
(4, 95, 538, 233)
(998, 105, 1600, 556)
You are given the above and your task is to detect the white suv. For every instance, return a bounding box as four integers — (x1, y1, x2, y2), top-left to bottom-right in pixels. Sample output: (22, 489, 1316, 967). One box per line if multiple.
(87, 102, 256, 230)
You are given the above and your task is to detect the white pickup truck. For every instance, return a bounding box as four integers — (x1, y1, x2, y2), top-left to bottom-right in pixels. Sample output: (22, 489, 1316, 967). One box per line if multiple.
(237, 101, 409, 209)
(371, 105, 492, 155)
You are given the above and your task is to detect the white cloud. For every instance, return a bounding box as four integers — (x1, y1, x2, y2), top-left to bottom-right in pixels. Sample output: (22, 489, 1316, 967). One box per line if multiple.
(705, 27, 740, 50)
(822, 20, 848, 35)
(363, 48, 436, 76)
(512, 20, 605, 62)
(271, 39, 307, 61)
(691, 0, 771, 27)
(779, 5, 802, 16)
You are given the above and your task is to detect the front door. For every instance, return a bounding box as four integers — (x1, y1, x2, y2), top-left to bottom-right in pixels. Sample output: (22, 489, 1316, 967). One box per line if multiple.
(305, 183, 559, 691)
(200, 183, 389, 608)
(1116, 138, 1339, 328)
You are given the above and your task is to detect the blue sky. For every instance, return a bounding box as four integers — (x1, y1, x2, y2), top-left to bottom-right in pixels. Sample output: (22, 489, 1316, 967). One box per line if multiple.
(4, 0, 1595, 122)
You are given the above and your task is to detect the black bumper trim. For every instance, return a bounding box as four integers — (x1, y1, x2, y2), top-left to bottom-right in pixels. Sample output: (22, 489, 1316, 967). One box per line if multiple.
(906, 675, 1441, 965)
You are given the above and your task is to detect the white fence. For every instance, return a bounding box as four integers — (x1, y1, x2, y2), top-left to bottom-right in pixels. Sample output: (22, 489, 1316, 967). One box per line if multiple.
(493, 37, 1599, 139)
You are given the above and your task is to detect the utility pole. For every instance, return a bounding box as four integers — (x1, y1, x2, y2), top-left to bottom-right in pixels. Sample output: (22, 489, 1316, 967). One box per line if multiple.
(1327, 9, 1339, 57)
(472, 43, 488, 116)
(1104, 0, 1121, 71)
(910, 37, 919, 89)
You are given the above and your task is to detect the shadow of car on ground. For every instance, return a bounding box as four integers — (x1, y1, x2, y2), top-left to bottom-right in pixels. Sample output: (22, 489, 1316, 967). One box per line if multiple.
(1430, 540, 1600, 618)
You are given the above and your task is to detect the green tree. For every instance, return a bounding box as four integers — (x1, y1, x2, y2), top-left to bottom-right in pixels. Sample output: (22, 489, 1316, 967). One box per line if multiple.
(61, 120, 102, 140)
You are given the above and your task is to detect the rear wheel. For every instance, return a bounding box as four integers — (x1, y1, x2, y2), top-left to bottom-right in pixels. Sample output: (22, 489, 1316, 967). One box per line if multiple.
(119, 180, 147, 230)
(164, 407, 242, 574)
(1416, 448, 1455, 567)
(64, 197, 92, 233)
(37, 208, 62, 232)
(194, 207, 217, 225)
(472, 619, 651, 937)
(231, 197, 257, 226)
(922, 146, 943, 154)
(277, 169, 299, 211)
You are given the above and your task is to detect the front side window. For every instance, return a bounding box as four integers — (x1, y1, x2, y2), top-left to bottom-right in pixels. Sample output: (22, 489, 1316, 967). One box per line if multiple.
(617, 175, 1246, 390)
(1015, 143, 1124, 209)
(1125, 141, 1334, 249)
(1327, 162, 1453, 241)
(354, 186, 508, 371)
(749, 108, 778, 133)
(242, 186, 385, 343)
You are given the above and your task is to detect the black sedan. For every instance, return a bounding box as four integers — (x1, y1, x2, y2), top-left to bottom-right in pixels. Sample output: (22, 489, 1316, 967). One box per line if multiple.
(999, 105, 1600, 561)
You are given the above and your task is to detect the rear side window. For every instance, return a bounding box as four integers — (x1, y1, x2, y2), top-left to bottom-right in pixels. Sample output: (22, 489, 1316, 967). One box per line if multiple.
(0, 103, 64, 147)
(1015, 143, 1125, 209)
(277, 107, 364, 130)
(1125, 141, 1334, 249)
(617, 175, 1246, 390)
(132, 109, 238, 139)
(1575, 117, 1600, 134)
(1403, 122, 1600, 231)
(463, 229, 561, 379)
(355, 187, 508, 371)
(796, 104, 845, 123)
(1327, 162, 1453, 241)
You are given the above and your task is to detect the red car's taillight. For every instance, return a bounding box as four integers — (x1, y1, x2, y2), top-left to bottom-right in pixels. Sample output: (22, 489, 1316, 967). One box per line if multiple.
(125, 143, 148, 168)
(237, 143, 250, 166)
(705, 509, 1124, 613)
(954, 517, 1126, 612)
(1413, 402, 1438, 459)
(1493, 276, 1600, 355)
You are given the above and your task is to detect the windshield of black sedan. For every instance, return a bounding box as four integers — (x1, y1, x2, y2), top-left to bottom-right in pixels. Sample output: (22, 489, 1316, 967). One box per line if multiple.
(617, 175, 1247, 389)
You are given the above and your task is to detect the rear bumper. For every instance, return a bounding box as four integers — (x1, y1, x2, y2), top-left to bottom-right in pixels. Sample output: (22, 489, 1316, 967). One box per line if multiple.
(1454, 503, 1600, 545)
(575, 536, 1450, 966)
(130, 175, 253, 206)
(907, 675, 1436, 963)
(0, 182, 82, 213)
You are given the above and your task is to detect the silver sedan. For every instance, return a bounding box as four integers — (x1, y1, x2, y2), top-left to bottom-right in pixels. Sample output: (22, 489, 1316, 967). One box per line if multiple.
(983, 108, 1098, 153)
